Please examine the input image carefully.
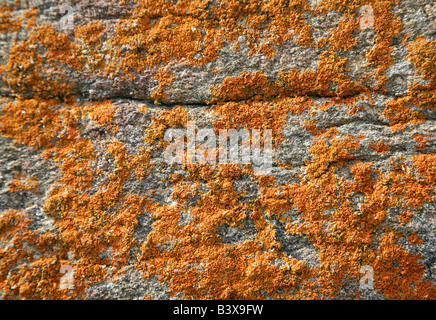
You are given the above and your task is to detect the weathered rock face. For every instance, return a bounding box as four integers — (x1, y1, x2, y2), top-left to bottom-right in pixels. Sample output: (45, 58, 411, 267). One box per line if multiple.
(0, 0, 435, 300)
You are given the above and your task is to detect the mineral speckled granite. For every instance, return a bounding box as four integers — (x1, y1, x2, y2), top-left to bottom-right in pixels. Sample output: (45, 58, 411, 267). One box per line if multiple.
(0, 0, 435, 300)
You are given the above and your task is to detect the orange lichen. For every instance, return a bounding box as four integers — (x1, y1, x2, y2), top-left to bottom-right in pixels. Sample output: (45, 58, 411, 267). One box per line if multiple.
(8, 175, 40, 194)
(99, 0, 316, 95)
(0, 23, 76, 101)
(364, 0, 402, 90)
(0, 99, 63, 151)
(0, 3, 21, 33)
(210, 71, 276, 103)
(73, 21, 107, 74)
(316, 17, 359, 52)
(302, 119, 327, 137)
(407, 37, 436, 90)
(82, 100, 118, 133)
(305, 130, 361, 181)
(212, 99, 291, 145)
(368, 140, 388, 154)
(0, 209, 73, 299)
(383, 96, 426, 132)
(408, 233, 424, 246)
(0, 0, 435, 301)
(412, 134, 431, 150)
(150, 69, 176, 103)
(112, 0, 313, 69)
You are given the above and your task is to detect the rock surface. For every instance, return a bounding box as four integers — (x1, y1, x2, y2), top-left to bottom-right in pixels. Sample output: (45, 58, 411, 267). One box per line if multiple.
(0, 0, 435, 300)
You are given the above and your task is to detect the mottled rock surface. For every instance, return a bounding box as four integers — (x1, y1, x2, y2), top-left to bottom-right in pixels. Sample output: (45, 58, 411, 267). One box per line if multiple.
(0, 0, 435, 300)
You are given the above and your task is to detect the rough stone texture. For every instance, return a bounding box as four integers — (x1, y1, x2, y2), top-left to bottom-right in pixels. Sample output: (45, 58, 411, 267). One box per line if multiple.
(0, 0, 435, 103)
(0, 0, 435, 300)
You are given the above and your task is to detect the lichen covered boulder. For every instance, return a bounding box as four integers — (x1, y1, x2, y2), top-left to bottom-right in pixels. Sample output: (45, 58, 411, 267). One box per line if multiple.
(0, 0, 435, 300)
